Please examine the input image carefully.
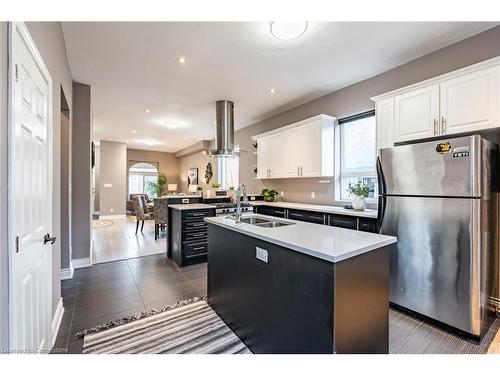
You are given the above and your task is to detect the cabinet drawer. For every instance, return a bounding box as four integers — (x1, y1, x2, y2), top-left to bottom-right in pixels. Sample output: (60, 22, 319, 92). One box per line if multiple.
(182, 221, 207, 231)
(358, 218, 377, 233)
(183, 242, 207, 258)
(183, 229, 207, 242)
(182, 210, 213, 221)
(271, 208, 287, 218)
(329, 215, 357, 230)
(288, 209, 325, 224)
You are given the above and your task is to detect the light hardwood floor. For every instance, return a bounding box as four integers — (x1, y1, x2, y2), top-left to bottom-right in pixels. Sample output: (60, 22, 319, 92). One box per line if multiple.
(91, 216, 165, 264)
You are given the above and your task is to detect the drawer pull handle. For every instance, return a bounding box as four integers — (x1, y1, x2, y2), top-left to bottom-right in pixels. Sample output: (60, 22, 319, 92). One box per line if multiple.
(192, 246, 205, 251)
(191, 233, 205, 237)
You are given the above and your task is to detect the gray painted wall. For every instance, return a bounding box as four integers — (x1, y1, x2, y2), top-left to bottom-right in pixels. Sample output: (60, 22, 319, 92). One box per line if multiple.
(72, 82, 92, 261)
(60, 111, 71, 270)
(127, 148, 180, 196)
(94, 144, 100, 212)
(0, 22, 8, 349)
(236, 25, 500, 205)
(100, 141, 127, 215)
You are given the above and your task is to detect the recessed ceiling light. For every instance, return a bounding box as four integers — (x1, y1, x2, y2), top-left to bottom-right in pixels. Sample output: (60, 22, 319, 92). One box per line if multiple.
(177, 56, 187, 64)
(270, 21, 308, 41)
(269, 88, 276, 94)
(132, 130, 137, 133)
(184, 136, 188, 140)
(145, 109, 150, 113)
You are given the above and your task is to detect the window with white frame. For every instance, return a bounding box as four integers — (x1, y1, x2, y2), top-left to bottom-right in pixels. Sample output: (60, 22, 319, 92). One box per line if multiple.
(128, 162, 159, 196)
(217, 145, 240, 189)
(338, 110, 377, 202)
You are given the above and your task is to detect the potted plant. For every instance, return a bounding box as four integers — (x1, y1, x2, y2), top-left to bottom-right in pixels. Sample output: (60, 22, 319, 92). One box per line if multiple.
(146, 174, 167, 197)
(348, 182, 374, 211)
(262, 188, 279, 202)
(211, 182, 221, 190)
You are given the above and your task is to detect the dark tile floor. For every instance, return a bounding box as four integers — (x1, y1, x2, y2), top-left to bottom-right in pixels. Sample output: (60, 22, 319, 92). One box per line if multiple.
(51, 253, 499, 354)
(52, 254, 206, 354)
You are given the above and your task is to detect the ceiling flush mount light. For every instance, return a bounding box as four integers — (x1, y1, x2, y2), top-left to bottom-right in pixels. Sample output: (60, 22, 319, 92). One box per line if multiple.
(145, 109, 150, 113)
(269, 88, 276, 94)
(164, 122, 181, 129)
(132, 130, 137, 133)
(270, 21, 308, 41)
(177, 56, 187, 64)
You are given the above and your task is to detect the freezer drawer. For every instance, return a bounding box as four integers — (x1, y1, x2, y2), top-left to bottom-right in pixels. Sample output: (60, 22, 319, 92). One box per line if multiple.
(381, 195, 482, 335)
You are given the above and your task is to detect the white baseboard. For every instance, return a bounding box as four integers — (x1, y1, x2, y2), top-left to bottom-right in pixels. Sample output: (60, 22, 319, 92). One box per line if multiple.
(51, 298, 65, 348)
(73, 257, 92, 269)
(60, 262, 74, 280)
(98, 214, 126, 219)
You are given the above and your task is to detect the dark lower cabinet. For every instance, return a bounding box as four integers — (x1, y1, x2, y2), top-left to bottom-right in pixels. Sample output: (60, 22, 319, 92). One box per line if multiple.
(288, 209, 326, 224)
(358, 217, 378, 233)
(255, 205, 378, 232)
(329, 214, 357, 230)
(171, 208, 215, 267)
(207, 223, 390, 354)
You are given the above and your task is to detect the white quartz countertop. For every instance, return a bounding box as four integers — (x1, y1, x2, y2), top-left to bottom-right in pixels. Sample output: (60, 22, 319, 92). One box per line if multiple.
(169, 204, 215, 210)
(250, 201, 378, 218)
(205, 213, 396, 263)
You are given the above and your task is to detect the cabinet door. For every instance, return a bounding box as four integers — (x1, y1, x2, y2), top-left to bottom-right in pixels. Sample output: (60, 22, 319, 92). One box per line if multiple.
(440, 66, 500, 135)
(394, 84, 440, 143)
(298, 120, 322, 177)
(268, 133, 286, 178)
(283, 128, 301, 177)
(375, 98, 394, 155)
(257, 137, 269, 179)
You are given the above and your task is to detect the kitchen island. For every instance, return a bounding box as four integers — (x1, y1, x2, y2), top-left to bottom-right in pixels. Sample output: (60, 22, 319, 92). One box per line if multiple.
(205, 213, 397, 354)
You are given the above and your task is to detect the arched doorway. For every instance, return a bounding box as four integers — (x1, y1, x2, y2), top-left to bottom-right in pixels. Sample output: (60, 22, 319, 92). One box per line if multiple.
(128, 161, 159, 197)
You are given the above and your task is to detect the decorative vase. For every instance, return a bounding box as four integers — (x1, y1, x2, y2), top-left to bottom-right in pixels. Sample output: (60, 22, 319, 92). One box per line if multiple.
(264, 195, 275, 202)
(352, 195, 365, 211)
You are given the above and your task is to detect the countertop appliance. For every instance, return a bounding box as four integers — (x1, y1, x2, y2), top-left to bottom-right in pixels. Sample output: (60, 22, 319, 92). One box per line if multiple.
(377, 134, 498, 338)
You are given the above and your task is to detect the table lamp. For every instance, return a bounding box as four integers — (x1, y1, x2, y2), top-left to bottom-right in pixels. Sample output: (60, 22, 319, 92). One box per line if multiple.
(167, 184, 178, 193)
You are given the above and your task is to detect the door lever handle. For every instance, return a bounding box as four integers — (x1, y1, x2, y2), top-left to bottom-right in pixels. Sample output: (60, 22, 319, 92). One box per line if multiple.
(43, 233, 56, 245)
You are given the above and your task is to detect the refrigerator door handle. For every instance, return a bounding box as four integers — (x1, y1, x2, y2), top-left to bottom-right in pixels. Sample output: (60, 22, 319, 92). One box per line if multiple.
(376, 156, 387, 233)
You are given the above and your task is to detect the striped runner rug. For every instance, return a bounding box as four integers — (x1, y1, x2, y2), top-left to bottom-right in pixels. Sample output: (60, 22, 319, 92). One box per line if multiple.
(81, 298, 251, 354)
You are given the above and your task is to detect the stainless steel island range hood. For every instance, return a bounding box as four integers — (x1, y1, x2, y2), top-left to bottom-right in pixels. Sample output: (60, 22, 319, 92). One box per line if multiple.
(207, 100, 241, 157)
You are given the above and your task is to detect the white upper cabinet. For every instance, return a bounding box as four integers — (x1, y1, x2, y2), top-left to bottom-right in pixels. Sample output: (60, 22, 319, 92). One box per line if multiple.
(256, 137, 269, 179)
(394, 84, 440, 143)
(268, 133, 287, 178)
(252, 115, 335, 179)
(372, 57, 500, 146)
(440, 66, 499, 135)
(375, 97, 395, 153)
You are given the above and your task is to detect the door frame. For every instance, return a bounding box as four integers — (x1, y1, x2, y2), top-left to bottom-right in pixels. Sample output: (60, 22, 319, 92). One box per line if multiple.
(7, 21, 54, 350)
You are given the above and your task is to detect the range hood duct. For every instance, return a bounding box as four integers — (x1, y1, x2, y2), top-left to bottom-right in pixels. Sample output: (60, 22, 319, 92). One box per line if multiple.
(207, 100, 240, 157)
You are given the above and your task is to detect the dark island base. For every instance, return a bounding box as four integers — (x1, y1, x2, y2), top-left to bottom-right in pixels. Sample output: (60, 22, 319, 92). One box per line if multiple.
(207, 223, 391, 354)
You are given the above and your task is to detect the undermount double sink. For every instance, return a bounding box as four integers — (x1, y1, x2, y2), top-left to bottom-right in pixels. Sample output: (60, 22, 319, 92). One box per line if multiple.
(240, 217, 295, 228)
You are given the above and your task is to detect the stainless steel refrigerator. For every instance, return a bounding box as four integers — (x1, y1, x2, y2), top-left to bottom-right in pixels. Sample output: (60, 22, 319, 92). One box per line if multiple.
(377, 134, 498, 338)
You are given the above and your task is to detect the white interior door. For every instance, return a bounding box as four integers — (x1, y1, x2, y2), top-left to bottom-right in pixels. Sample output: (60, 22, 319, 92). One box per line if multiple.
(9, 23, 53, 353)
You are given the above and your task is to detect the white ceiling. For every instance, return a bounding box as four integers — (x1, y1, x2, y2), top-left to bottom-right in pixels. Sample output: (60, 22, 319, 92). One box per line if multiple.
(62, 22, 498, 152)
